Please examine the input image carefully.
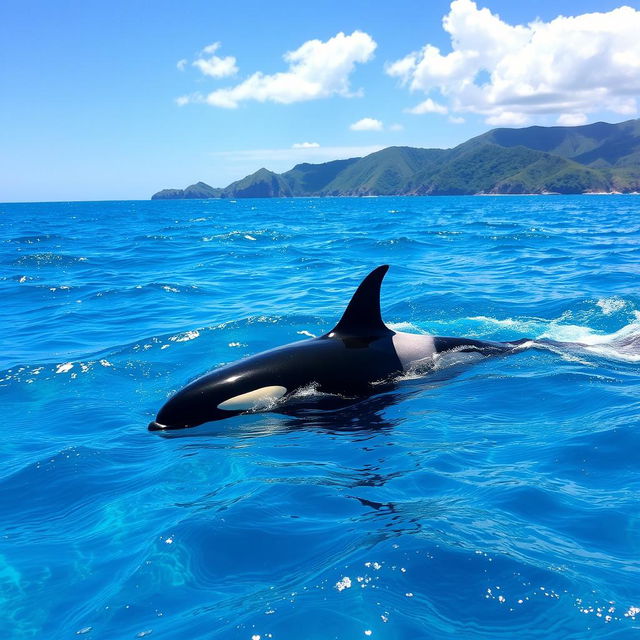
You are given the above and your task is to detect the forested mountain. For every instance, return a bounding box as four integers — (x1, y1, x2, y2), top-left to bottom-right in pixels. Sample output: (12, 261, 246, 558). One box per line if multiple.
(151, 119, 640, 198)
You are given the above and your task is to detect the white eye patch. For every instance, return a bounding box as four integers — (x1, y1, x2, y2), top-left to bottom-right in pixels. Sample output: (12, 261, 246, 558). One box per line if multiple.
(217, 385, 287, 411)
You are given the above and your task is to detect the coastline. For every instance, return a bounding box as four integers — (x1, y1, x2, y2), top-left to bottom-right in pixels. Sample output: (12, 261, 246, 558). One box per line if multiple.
(3, 192, 640, 205)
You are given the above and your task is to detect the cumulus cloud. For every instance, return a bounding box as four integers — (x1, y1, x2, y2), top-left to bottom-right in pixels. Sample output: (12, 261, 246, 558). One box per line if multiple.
(350, 117, 383, 131)
(176, 59, 188, 71)
(202, 43, 221, 55)
(557, 113, 588, 126)
(386, 0, 640, 124)
(406, 98, 448, 115)
(485, 111, 529, 126)
(192, 42, 238, 78)
(292, 142, 320, 148)
(201, 31, 376, 108)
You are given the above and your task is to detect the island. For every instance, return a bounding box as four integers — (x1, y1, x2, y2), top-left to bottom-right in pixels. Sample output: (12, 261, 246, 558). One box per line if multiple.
(152, 118, 640, 199)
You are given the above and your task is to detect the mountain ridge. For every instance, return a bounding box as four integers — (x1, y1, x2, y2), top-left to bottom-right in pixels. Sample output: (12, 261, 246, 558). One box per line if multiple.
(151, 119, 640, 199)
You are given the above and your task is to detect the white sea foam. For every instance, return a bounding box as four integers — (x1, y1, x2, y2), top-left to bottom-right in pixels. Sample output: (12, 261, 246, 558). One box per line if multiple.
(387, 321, 426, 333)
(169, 330, 200, 342)
(433, 348, 485, 370)
(286, 383, 333, 400)
(539, 316, 640, 362)
(468, 311, 640, 363)
(335, 576, 352, 591)
(468, 315, 547, 335)
(596, 297, 626, 315)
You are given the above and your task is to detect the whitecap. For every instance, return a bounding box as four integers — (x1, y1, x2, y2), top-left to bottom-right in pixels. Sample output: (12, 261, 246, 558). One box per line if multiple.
(595, 297, 626, 315)
(169, 330, 200, 343)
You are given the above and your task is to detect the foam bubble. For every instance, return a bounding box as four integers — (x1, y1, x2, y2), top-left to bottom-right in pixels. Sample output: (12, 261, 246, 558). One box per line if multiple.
(596, 297, 626, 315)
(387, 321, 426, 333)
(286, 383, 338, 400)
(335, 576, 352, 591)
(468, 315, 546, 335)
(536, 317, 640, 362)
(467, 312, 640, 363)
(169, 330, 200, 343)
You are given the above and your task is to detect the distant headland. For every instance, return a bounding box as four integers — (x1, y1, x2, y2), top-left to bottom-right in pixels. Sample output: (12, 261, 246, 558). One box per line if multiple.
(152, 119, 640, 199)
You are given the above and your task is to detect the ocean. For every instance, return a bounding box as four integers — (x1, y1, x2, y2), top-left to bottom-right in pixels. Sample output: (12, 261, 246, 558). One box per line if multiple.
(1, 195, 639, 639)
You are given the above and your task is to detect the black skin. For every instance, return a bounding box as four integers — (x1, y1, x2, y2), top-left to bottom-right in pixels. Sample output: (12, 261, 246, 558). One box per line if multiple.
(149, 333, 532, 431)
(433, 336, 531, 355)
(149, 265, 536, 431)
(150, 332, 403, 430)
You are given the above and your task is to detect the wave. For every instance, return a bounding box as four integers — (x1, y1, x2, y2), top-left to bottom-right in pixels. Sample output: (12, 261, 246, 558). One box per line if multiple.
(3, 197, 640, 640)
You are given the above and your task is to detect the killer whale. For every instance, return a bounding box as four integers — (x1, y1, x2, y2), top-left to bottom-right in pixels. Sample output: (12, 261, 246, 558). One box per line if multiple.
(149, 265, 529, 431)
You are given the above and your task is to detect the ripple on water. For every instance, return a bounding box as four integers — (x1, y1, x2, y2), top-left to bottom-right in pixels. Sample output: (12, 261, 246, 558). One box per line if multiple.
(1, 196, 639, 640)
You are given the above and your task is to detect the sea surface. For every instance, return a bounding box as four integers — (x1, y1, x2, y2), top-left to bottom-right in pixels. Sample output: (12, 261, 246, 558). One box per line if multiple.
(1, 195, 640, 640)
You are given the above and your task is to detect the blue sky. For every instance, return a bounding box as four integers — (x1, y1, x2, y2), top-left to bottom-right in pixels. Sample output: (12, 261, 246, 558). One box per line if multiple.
(2, 0, 639, 201)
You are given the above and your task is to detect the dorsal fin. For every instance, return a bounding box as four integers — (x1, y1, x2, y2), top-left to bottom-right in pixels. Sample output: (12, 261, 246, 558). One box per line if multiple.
(327, 265, 393, 337)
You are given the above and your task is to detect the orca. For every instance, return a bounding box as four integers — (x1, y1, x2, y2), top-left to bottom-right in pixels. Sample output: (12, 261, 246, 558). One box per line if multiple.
(148, 265, 530, 431)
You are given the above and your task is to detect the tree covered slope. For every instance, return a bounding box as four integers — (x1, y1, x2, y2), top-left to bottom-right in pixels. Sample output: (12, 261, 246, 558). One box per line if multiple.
(151, 119, 640, 198)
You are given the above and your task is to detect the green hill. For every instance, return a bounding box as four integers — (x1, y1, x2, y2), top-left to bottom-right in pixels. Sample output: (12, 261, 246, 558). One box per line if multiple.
(321, 147, 447, 195)
(151, 181, 222, 200)
(281, 158, 359, 195)
(466, 119, 640, 168)
(151, 118, 640, 198)
(222, 168, 292, 198)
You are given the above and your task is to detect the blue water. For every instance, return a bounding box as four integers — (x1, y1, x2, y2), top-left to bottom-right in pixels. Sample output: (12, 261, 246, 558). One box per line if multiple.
(2, 196, 640, 639)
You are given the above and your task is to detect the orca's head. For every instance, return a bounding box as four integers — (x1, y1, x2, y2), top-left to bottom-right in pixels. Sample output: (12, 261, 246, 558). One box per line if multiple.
(148, 368, 288, 431)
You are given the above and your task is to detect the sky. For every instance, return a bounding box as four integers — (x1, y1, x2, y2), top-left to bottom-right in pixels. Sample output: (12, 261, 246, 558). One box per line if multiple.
(2, 0, 640, 202)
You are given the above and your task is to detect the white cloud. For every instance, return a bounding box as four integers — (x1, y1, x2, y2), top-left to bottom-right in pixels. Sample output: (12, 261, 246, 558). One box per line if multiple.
(202, 43, 221, 55)
(203, 31, 376, 108)
(350, 117, 383, 131)
(387, 0, 640, 124)
(292, 142, 320, 148)
(557, 113, 588, 126)
(192, 42, 238, 78)
(485, 111, 529, 126)
(389, 123, 404, 131)
(176, 59, 188, 71)
(406, 98, 448, 115)
(175, 95, 190, 107)
(448, 115, 465, 124)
